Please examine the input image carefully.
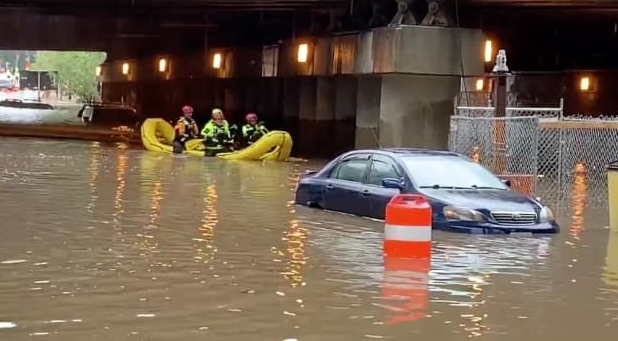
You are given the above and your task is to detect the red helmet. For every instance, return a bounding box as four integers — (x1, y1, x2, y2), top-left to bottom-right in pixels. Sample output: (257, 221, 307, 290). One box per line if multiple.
(245, 112, 257, 121)
(182, 105, 193, 114)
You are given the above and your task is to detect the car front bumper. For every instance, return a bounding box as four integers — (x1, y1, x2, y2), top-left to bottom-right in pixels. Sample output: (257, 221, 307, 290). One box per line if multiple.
(435, 220, 560, 234)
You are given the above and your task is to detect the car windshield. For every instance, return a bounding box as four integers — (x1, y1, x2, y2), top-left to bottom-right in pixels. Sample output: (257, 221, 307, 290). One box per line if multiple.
(401, 156, 507, 190)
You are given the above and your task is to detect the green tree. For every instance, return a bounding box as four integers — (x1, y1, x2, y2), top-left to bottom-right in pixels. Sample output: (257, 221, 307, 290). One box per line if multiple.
(33, 51, 106, 103)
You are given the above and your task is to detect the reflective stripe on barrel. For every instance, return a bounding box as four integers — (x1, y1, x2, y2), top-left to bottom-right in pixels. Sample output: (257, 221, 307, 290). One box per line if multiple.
(384, 224, 432, 241)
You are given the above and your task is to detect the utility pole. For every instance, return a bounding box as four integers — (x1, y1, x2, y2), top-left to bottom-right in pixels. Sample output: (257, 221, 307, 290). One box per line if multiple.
(492, 49, 509, 118)
(37, 71, 41, 102)
(491, 49, 509, 174)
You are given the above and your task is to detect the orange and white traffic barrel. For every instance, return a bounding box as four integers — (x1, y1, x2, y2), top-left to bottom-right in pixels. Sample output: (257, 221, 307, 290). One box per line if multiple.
(381, 256, 429, 325)
(384, 194, 432, 259)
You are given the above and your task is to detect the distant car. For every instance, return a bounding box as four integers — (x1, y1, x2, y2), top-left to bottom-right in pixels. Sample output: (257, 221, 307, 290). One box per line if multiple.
(0, 78, 12, 89)
(0, 98, 54, 110)
(78, 102, 141, 128)
(294, 148, 559, 234)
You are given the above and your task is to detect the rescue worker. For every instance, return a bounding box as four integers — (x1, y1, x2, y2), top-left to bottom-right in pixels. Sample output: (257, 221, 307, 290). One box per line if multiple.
(241, 112, 268, 146)
(173, 105, 199, 154)
(201, 108, 236, 156)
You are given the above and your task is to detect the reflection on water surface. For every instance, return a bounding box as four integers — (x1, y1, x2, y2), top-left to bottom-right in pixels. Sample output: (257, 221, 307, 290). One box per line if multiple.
(0, 137, 617, 340)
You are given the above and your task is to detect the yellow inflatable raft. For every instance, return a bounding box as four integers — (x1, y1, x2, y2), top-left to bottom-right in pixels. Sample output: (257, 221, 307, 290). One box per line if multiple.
(140, 118, 293, 161)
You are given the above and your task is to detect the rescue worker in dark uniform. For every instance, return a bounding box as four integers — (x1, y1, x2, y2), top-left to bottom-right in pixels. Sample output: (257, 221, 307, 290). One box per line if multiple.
(241, 112, 269, 147)
(201, 108, 236, 156)
(173, 105, 199, 154)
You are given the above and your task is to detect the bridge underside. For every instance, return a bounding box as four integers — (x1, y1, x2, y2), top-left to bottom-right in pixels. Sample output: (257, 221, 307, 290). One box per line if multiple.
(1, 0, 617, 69)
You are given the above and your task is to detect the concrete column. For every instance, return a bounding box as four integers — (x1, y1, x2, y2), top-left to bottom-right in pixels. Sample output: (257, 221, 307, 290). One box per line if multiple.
(355, 75, 382, 149)
(224, 80, 242, 121)
(282, 77, 300, 152)
(334, 77, 357, 154)
(297, 77, 317, 156)
(379, 74, 457, 149)
(243, 78, 260, 114)
(212, 81, 225, 113)
(377, 26, 483, 150)
(315, 77, 336, 157)
(187, 78, 216, 123)
(254, 78, 280, 127)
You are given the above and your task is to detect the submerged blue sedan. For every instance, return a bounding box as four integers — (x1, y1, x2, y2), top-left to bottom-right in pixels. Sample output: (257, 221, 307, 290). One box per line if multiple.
(294, 148, 559, 234)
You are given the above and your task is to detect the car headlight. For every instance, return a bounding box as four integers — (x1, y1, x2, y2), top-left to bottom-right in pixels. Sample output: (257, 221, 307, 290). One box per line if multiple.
(443, 206, 487, 222)
(539, 206, 555, 223)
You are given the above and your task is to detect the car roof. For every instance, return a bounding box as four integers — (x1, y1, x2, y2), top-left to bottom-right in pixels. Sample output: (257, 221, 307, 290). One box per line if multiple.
(348, 148, 462, 158)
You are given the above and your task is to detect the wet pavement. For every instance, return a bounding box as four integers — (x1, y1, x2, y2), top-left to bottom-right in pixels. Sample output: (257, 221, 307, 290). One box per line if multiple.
(0, 137, 617, 340)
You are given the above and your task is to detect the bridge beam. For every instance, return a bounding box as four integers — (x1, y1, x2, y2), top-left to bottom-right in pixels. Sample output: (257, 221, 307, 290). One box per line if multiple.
(390, 0, 418, 26)
(388, 0, 455, 28)
(420, 0, 454, 27)
(326, 9, 346, 32)
(369, 0, 392, 28)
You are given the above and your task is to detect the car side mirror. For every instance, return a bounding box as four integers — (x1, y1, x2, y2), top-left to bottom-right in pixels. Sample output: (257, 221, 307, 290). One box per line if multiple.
(382, 177, 404, 190)
(502, 179, 511, 188)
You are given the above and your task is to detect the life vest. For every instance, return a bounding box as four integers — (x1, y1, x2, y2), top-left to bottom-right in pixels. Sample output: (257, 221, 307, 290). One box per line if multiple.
(174, 117, 197, 139)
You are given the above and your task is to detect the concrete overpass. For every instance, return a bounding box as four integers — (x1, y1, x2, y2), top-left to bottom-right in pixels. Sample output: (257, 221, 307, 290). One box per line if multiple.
(1, 0, 617, 157)
(1, 0, 616, 64)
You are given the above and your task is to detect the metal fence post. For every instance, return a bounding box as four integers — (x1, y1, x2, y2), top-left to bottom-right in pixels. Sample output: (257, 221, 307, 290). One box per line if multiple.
(492, 50, 509, 174)
(557, 126, 564, 211)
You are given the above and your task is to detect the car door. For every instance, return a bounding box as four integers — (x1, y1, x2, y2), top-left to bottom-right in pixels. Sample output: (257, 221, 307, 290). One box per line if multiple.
(364, 154, 405, 219)
(322, 154, 371, 216)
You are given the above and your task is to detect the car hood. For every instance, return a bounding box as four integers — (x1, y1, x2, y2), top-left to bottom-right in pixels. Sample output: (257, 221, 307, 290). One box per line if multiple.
(420, 188, 540, 212)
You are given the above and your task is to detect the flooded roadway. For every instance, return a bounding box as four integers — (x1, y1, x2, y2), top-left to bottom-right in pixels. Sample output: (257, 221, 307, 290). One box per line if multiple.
(1, 137, 618, 340)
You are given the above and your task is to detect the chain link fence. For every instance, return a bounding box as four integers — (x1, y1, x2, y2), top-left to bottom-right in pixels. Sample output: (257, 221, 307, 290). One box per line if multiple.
(449, 116, 540, 196)
(449, 100, 618, 211)
(550, 120, 618, 206)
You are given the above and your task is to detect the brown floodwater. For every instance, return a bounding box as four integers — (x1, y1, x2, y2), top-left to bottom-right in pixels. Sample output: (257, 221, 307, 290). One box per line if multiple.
(0, 137, 617, 340)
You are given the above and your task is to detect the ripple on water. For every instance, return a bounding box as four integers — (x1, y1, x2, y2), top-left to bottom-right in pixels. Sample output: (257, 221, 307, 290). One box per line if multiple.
(1, 139, 618, 340)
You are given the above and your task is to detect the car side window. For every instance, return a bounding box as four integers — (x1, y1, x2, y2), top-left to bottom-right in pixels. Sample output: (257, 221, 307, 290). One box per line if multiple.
(330, 159, 370, 183)
(366, 159, 400, 186)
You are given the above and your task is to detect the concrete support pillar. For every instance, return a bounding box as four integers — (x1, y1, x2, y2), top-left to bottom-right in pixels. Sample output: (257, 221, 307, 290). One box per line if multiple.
(315, 77, 336, 157)
(282, 78, 300, 153)
(316, 77, 335, 120)
(255, 78, 280, 127)
(297, 77, 317, 156)
(212, 81, 225, 112)
(379, 74, 457, 149)
(224, 81, 242, 120)
(243, 78, 260, 113)
(334, 77, 357, 154)
(355, 76, 382, 149)
(376, 25, 483, 149)
(187, 78, 216, 122)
